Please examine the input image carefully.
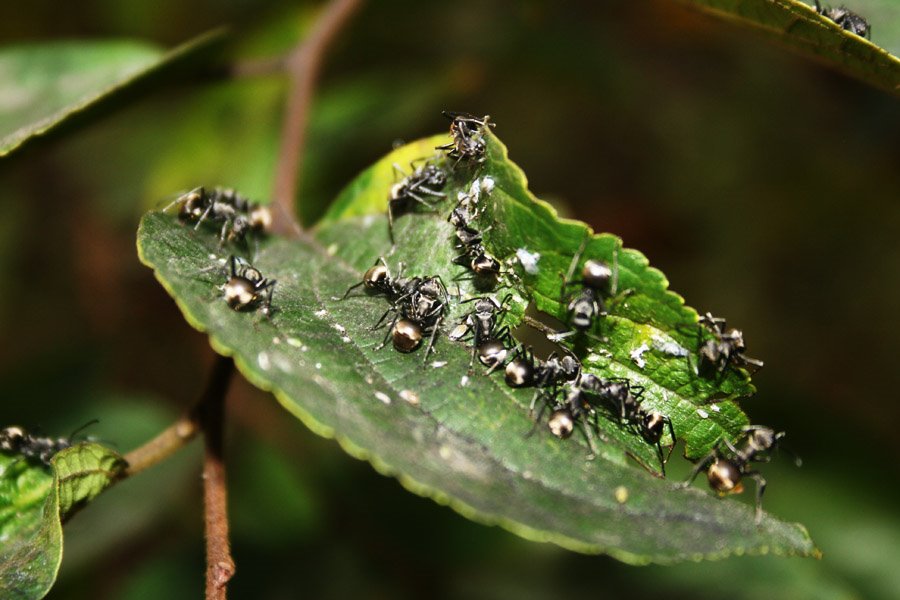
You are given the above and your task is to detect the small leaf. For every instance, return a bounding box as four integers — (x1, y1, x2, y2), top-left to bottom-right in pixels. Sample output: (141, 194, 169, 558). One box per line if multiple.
(0, 444, 126, 600)
(138, 130, 816, 563)
(678, 0, 900, 94)
(0, 29, 226, 159)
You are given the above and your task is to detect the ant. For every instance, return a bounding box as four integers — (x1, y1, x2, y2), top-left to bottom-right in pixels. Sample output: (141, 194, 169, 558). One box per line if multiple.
(529, 379, 600, 459)
(448, 294, 514, 370)
(814, 1, 871, 39)
(387, 161, 447, 244)
(1, 421, 97, 467)
(696, 312, 763, 376)
(556, 238, 628, 339)
(436, 111, 495, 165)
(165, 187, 272, 244)
(580, 375, 676, 475)
(503, 346, 582, 419)
(680, 425, 799, 524)
(448, 191, 502, 284)
(223, 255, 276, 313)
(343, 259, 448, 362)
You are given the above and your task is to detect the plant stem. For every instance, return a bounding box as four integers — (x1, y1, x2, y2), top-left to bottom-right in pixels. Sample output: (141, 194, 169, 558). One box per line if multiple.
(271, 0, 363, 236)
(199, 356, 236, 599)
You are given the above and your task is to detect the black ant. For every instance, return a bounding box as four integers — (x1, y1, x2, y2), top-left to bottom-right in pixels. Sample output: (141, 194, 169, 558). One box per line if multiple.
(448, 191, 502, 284)
(580, 375, 676, 475)
(680, 425, 799, 524)
(436, 111, 495, 165)
(696, 312, 763, 376)
(448, 294, 514, 370)
(814, 0, 871, 39)
(503, 346, 583, 421)
(556, 239, 627, 339)
(223, 255, 276, 314)
(529, 379, 600, 459)
(387, 161, 447, 243)
(343, 259, 448, 362)
(1, 421, 97, 467)
(165, 187, 272, 244)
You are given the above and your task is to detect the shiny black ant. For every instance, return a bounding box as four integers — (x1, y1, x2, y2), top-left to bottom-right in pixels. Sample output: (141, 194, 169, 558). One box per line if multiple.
(505, 347, 580, 392)
(814, 0, 871, 39)
(556, 240, 626, 339)
(529, 380, 599, 458)
(448, 294, 514, 370)
(165, 187, 272, 244)
(436, 111, 494, 165)
(223, 255, 276, 313)
(680, 425, 799, 523)
(580, 374, 675, 475)
(387, 161, 447, 243)
(696, 312, 763, 376)
(448, 191, 501, 284)
(343, 259, 448, 361)
(1, 421, 97, 467)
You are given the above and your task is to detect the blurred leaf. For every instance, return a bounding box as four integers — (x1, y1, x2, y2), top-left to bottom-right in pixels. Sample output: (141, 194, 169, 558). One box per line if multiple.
(137, 131, 815, 563)
(0, 443, 125, 600)
(0, 29, 226, 159)
(0, 455, 57, 600)
(678, 0, 900, 94)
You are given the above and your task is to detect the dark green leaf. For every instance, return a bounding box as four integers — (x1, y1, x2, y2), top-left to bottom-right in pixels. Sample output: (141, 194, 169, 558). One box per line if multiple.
(0, 443, 124, 600)
(0, 29, 226, 159)
(677, 0, 900, 95)
(137, 130, 816, 562)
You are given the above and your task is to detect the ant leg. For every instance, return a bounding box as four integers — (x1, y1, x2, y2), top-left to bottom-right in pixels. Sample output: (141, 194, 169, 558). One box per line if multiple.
(579, 421, 599, 460)
(678, 452, 716, 488)
(745, 471, 767, 525)
(422, 317, 442, 365)
(374, 314, 399, 351)
(341, 280, 366, 300)
(565, 235, 589, 284)
(664, 418, 677, 463)
(262, 280, 277, 314)
(387, 200, 397, 244)
(722, 436, 741, 456)
(525, 402, 548, 438)
(372, 306, 395, 331)
(194, 203, 214, 230)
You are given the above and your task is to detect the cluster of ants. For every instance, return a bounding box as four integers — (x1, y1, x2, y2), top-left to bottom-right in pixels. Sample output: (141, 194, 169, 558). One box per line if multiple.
(0, 111, 792, 519)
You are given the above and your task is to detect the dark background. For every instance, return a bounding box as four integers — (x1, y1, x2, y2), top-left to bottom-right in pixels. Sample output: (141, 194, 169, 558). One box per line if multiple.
(1, 1, 898, 598)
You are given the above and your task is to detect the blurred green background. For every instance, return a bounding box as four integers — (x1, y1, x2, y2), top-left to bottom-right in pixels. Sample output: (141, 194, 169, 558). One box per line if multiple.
(1, 1, 898, 598)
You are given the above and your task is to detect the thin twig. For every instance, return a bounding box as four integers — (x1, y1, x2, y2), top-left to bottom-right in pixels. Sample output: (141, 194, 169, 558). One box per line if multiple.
(122, 356, 234, 476)
(271, 0, 364, 236)
(198, 356, 236, 600)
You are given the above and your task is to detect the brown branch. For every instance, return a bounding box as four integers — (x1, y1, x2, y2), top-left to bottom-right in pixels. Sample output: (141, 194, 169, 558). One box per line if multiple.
(122, 356, 235, 478)
(270, 0, 364, 236)
(197, 356, 236, 599)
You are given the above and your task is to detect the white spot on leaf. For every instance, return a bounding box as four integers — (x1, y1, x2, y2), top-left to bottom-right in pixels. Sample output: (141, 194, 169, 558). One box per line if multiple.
(630, 343, 650, 369)
(258, 352, 271, 371)
(374, 391, 391, 405)
(697, 408, 709, 419)
(515, 248, 541, 275)
(399, 390, 420, 406)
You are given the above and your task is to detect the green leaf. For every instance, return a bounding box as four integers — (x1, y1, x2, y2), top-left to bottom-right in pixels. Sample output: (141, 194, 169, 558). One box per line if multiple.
(137, 131, 816, 563)
(0, 443, 125, 600)
(677, 0, 900, 94)
(321, 132, 753, 463)
(0, 29, 226, 159)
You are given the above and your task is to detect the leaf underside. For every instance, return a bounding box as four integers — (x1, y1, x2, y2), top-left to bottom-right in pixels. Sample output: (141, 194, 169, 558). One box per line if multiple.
(138, 129, 815, 563)
(678, 0, 900, 95)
